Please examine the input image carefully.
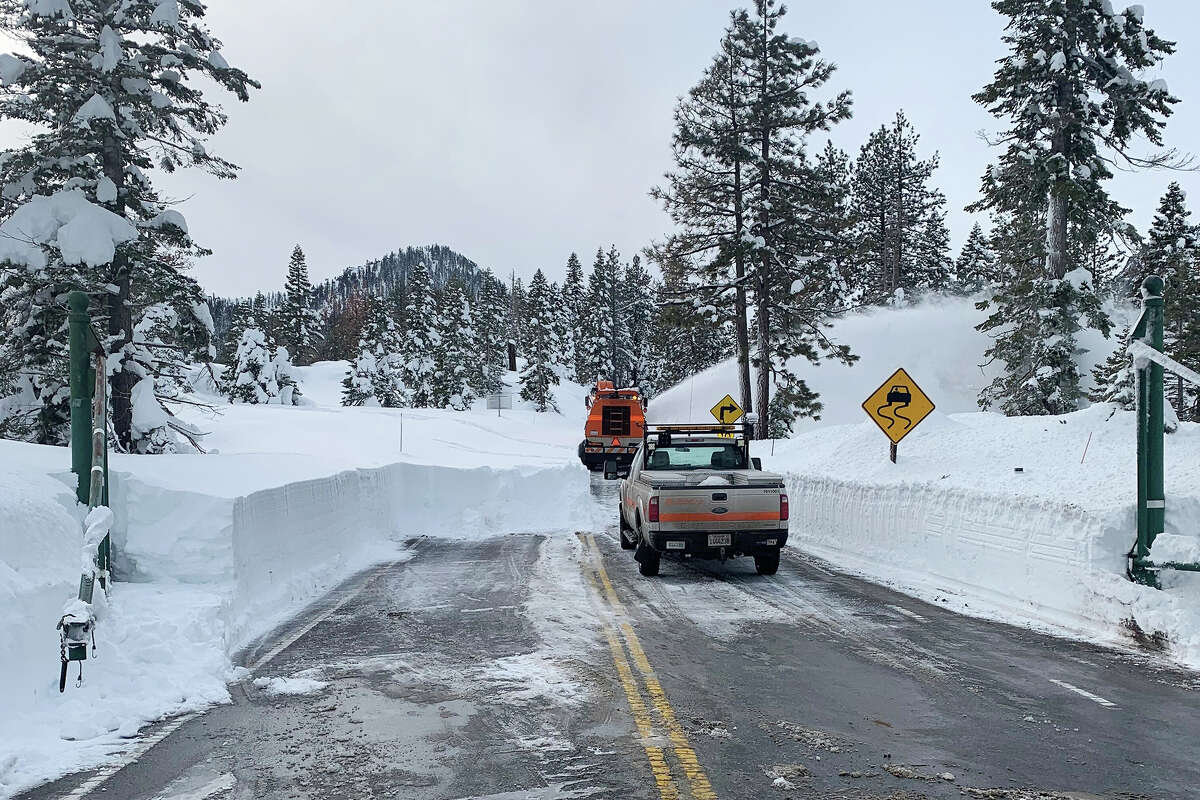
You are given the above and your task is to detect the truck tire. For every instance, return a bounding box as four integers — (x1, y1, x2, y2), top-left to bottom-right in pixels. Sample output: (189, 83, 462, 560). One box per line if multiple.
(618, 508, 635, 550)
(754, 550, 780, 576)
(638, 550, 660, 577)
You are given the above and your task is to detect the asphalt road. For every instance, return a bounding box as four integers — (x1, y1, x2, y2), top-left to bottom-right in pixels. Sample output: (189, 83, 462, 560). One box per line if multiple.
(19, 496, 1200, 800)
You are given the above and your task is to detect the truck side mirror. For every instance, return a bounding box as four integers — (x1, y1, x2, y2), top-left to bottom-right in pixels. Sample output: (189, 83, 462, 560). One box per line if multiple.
(603, 460, 619, 480)
(752, 457, 762, 470)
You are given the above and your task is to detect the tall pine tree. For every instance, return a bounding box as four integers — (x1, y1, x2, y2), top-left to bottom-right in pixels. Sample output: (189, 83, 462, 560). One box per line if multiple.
(0, 0, 258, 447)
(398, 262, 438, 407)
(519, 270, 560, 412)
(278, 245, 320, 366)
(970, 0, 1178, 415)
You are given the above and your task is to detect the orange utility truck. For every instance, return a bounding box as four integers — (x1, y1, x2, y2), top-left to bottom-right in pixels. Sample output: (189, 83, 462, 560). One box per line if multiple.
(578, 381, 645, 471)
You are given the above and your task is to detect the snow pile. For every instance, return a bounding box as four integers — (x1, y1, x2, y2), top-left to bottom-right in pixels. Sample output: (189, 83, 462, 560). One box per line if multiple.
(0, 365, 601, 796)
(774, 405, 1200, 666)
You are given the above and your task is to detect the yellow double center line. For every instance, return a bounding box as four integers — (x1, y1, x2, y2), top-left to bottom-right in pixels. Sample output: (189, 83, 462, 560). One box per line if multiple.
(578, 533, 717, 800)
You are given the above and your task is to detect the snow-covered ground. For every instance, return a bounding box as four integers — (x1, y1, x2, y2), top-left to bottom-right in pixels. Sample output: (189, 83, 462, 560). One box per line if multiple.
(0, 366, 602, 798)
(652, 296, 1200, 666)
(6, 297, 1200, 797)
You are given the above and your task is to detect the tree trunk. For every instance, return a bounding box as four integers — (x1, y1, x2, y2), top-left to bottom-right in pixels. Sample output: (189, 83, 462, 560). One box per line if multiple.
(1046, 189, 1069, 279)
(754, 21, 771, 442)
(726, 33, 753, 417)
(101, 129, 135, 451)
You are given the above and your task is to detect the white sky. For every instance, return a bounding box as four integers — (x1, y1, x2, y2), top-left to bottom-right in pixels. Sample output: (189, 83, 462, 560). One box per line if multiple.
(22, 2, 1200, 295)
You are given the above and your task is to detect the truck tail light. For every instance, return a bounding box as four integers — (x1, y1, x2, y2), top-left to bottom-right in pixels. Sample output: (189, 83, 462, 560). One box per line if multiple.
(780, 493, 789, 521)
(648, 496, 660, 523)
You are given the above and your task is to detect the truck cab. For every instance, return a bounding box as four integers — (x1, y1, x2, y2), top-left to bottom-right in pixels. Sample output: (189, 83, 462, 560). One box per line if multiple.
(610, 423, 789, 577)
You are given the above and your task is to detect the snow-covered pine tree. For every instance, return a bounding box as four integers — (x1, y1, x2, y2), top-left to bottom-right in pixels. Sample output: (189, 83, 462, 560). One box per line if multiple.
(561, 253, 587, 383)
(507, 274, 528, 361)
(954, 223, 998, 295)
(0, 0, 258, 448)
(278, 245, 321, 366)
(650, 15, 756, 415)
(398, 262, 438, 407)
(579, 249, 614, 384)
(341, 295, 405, 407)
(1088, 324, 1136, 411)
(807, 140, 859, 307)
(623, 255, 656, 389)
(222, 319, 300, 406)
(970, 0, 1178, 415)
(849, 111, 949, 302)
(519, 270, 560, 412)
(1141, 182, 1200, 418)
(597, 246, 635, 387)
(729, 0, 855, 438)
(472, 270, 509, 395)
(432, 279, 479, 411)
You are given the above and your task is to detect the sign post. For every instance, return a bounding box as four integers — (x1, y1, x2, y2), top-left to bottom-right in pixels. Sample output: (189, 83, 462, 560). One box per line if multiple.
(862, 368, 935, 462)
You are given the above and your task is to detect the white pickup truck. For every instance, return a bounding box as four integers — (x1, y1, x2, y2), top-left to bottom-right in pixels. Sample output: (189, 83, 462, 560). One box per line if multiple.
(605, 423, 789, 577)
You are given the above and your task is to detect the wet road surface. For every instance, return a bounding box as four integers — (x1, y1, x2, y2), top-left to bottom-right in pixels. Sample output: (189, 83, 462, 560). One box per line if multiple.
(19, 498, 1200, 800)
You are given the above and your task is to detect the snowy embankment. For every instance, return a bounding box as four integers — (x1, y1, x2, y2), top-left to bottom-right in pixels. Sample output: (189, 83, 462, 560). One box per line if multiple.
(652, 297, 1200, 666)
(1, 366, 597, 797)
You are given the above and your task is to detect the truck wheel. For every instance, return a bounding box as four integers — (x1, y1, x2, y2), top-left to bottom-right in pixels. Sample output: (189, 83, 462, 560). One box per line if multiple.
(618, 511, 635, 550)
(638, 550, 660, 577)
(754, 550, 780, 576)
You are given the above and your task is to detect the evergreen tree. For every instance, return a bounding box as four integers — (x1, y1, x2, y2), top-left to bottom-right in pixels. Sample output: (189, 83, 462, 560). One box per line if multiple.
(954, 223, 999, 295)
(507, 274, 528, 360)
(624, 255, 656, 388)
(808, 140, 859, 306)
(0, 0, 258, 448)
(969, 0, 1178, 415)
(1141, 182, 1200, 417)
(278, 245, 320, 366)
(341, 295, 405, 407)
(1089, 323, 1136, 411)
(472, 270, 510, 395)
(397, 262, 438, 407)
(597, 245, 635, 386)
(432, 279, 480, 410)
(221, 320, 300, 406)
(849, 111, 950, 301)
(650, 17, 756, 414)
(519, 270, 560, 412)
(730, 0, 855, 437)
(644, 263, 731, 397)
(561, 253, 587, 381)
(580, 249, 614, 384)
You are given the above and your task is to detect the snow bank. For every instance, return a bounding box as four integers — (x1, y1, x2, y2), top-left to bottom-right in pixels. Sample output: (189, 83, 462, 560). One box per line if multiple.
(774, 405, 1200, 666)
(0, 359, 601, 796)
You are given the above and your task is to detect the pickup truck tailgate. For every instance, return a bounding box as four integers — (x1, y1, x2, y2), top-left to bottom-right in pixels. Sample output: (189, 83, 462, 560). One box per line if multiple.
(650, 472, 785, 531)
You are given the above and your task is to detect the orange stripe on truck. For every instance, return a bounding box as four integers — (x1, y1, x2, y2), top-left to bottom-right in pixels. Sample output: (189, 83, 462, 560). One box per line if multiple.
(658, 512, 780, 523)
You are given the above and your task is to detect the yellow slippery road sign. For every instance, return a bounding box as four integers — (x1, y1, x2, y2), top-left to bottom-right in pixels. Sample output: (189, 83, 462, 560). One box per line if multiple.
(710, 394, 744, 425)
(862, 368, 935, 445)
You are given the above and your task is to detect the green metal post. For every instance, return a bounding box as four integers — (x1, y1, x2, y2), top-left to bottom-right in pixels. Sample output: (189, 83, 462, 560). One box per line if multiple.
(1131, 276, 1166, 586)
(68, 292, 92, 505)
(1145, 277, 1166, 555)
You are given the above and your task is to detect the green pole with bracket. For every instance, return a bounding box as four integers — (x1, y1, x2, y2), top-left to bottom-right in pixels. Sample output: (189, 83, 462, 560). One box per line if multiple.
(1131, 276, 1166, 586)
(68, 292, 93, 505)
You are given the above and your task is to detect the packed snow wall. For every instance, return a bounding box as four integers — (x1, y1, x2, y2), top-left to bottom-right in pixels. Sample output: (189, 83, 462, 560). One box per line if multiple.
(786, 473, 1200, 665)
(113, 461, 597, 650)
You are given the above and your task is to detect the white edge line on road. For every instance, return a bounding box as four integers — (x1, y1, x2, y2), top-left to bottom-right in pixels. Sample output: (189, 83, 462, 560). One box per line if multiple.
(63, 561, 396, 800)
(63, 711, 203, 800)
(888, 604, 927, 622)
(245, 561, 394, 673)
(1049, 678, 1118, 708)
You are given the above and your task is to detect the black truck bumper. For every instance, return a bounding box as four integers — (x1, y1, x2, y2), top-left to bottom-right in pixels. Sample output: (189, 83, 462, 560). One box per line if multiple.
(648, 530, 788, 559)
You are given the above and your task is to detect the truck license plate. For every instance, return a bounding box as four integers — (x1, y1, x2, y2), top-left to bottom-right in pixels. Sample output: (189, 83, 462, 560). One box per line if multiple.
(708, 534, 732, 547)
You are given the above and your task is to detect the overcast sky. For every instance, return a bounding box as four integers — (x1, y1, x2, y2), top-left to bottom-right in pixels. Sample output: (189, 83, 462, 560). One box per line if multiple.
(49, 2, 1200, 295)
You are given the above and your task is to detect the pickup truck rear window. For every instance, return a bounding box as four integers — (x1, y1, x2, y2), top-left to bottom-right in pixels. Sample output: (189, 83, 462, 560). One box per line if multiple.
(645, 443, 747, 471)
